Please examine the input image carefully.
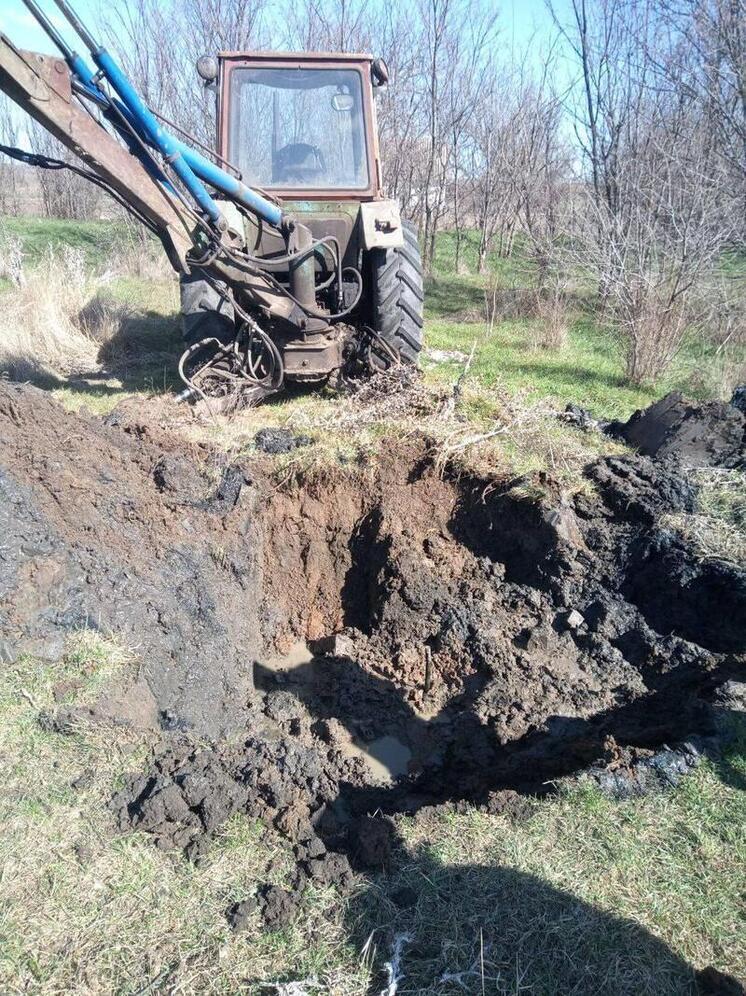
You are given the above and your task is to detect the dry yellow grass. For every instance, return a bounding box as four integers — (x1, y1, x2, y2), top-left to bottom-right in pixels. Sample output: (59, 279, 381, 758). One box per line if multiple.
(663, 468, 746, 566)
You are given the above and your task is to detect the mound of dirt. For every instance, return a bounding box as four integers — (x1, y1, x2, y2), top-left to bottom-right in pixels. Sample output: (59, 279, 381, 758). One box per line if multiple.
(0, 384, 262, 736)
(1, 381, 744, 885)
(608, 391, 745, 468)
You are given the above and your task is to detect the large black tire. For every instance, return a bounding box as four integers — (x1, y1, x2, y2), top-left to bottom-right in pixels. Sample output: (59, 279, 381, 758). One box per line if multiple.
(369, 220, 424, 364)
(179, 272, 235, 347)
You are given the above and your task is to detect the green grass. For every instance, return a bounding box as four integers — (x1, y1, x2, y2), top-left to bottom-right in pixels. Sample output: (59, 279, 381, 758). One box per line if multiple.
(0, 215, 146, 268)
(0, 645, 743, 993)
(422, 228, 744, 419)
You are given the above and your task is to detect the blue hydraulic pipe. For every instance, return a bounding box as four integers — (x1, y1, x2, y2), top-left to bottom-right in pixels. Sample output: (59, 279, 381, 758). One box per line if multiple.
(183, 147, 284, 228)
(20, 0, 171, 188)
(99, 55, 285, 228)
(49, 0, 284, 230)
(88, 49, 225, 225)
(20, 0, 96, 88)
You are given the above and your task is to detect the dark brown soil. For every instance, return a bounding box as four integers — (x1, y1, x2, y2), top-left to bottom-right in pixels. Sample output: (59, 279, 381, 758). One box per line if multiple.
(608, 391, 745, 468)
(1, 382, 744, 883)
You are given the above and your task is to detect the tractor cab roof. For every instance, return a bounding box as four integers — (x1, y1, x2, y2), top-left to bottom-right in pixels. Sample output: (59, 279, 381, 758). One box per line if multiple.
(217, 51, 375, 63)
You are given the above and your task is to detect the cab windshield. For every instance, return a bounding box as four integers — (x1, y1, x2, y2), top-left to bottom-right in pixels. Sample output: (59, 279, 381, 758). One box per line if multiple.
(227, 67, 369, 190)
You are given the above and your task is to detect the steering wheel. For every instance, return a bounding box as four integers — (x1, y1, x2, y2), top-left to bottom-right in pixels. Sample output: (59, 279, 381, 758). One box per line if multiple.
(273, 142, 327, 183)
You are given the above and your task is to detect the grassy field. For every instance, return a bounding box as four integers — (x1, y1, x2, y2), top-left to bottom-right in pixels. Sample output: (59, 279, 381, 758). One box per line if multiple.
(424, 231, 744, 418)
(0, 217, 744, 993)
(0, 216, 139, 271)
(2, 218, 743, 421)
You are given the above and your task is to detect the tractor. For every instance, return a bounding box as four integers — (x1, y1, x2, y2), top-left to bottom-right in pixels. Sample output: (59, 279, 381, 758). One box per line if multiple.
(0, 0, 424, 405)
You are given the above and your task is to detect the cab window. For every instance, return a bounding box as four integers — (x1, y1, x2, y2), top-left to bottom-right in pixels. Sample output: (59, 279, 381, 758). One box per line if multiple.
(228, 67, 369, 190)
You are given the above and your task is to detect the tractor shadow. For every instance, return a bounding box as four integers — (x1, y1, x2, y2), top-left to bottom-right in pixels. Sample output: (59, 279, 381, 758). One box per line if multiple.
(344, 842, 743, 995)
(0, 309, 183, 400)
(3, 307, 332, 411)
(254, 653, 744, 993)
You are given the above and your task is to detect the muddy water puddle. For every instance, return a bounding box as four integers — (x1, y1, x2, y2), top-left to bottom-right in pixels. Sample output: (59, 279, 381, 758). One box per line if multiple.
(258, 640, 413, 784)
(346, 734, 412, 782)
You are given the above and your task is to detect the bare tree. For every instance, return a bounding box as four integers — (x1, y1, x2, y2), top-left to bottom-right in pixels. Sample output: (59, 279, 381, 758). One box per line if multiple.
(27, 121, 103, 220)
(0, 0, 735, 394)
(657, 0, 746, 233)
(99, 0, 270, 144)
(547, 0, 740, 381)
(0, 95, 22, 216)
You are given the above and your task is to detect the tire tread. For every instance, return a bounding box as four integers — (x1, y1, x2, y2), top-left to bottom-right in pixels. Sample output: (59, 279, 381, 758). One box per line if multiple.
(370, 219, 424, 364)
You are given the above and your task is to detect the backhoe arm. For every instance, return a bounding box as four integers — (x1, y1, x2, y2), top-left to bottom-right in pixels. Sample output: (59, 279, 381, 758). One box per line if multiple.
(0, 35, 194, 273)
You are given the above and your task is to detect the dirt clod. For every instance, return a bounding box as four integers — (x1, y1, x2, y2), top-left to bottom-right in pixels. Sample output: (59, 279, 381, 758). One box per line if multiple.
(731, 386, 746, 416)
(257, 884, 301, 931)
(254, 427, 312, 454)
(696, 966, 746, 996)
(226, 897, 258, 932)
(352, 815, 396, 869)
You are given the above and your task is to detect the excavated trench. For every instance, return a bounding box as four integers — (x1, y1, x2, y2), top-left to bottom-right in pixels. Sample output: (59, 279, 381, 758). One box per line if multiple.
(1, 382, 744, 890)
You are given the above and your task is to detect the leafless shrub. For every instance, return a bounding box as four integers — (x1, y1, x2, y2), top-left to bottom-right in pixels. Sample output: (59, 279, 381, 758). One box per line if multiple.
(0, 96, 22, 216)
(548, 0, 743, 385)
(483, 279, 538, 324)
(531, 284, 570, 351)
(675, 273, 746, 397)
(695, 275, 746, 352)
(483, 271, 570, 351)
(622, 293, 689, 385)
(0, 234, 26, 287)
(27, 122, 103, 220)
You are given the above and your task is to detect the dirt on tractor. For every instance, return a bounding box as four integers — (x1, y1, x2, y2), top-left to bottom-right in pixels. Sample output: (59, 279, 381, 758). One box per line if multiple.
(1, 382, 744, 924)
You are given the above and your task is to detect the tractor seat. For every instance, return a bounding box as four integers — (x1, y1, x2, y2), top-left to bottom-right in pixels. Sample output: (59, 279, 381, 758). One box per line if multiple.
(273, 142, 326, 184)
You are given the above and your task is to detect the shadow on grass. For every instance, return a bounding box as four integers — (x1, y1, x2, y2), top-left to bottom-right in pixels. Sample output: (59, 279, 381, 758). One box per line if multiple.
(256, 634, 744, 993)
(710, 716, 746, 793)
(345, 846, 739, 996)
(425, 274, 486, 319)
(481, 356, 635, 392)
(0, 310, 183, 402)
(95, 309, 183, 393)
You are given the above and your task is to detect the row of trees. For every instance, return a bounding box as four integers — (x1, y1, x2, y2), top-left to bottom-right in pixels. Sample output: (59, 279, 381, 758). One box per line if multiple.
(1, 0, 744, 382)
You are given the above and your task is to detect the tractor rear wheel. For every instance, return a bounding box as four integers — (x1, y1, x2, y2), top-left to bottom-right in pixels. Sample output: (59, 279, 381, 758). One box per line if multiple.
(369, 220, 424, 365)
(179, 272, 235, 346)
